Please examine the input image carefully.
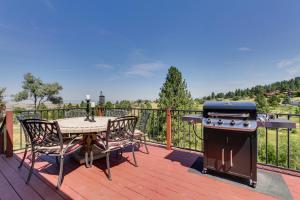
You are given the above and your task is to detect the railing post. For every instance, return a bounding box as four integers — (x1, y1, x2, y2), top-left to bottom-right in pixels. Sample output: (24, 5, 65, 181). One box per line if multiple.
(166, 108, 172, 150)
(5, 111, 13, 157)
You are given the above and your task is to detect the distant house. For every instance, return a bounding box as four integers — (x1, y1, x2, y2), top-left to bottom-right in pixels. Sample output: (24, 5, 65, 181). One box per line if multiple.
(264, 92, 276, 97)
(291, 101, 300, 106)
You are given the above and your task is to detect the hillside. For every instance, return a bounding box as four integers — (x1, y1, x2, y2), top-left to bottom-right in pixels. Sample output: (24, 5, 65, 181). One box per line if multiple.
(201, 77, 300, 100)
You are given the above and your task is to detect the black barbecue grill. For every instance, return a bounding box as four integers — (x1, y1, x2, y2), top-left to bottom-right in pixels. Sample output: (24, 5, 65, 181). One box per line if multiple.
(182, 101, 296, 188)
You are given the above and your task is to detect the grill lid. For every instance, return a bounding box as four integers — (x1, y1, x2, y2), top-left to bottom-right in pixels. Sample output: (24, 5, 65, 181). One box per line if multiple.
(203, 101, 256, 110)
(203, 101, 257, 120)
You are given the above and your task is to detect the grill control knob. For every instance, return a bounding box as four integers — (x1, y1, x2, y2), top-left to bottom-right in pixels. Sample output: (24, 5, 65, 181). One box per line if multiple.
(218, 119, 223, 125)
(230, 120, 235, 126)
(207, 118, 211, 124)
(243, 120, 250, 127)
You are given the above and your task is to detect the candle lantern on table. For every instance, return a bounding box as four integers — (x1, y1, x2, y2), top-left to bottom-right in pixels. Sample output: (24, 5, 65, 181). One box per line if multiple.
(98, 91, 105, 116)
(99, 91, 105, 106)
(85, 95, 91, 121)
(90, 102, 96, 122)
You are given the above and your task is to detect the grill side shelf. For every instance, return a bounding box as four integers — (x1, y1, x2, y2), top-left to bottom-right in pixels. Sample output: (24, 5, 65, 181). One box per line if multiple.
(182, 115, 202, 123)
(257, 119, 296, 129)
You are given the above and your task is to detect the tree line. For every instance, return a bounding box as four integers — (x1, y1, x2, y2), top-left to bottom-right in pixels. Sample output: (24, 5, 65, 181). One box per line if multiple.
(201, 77, 300, 101)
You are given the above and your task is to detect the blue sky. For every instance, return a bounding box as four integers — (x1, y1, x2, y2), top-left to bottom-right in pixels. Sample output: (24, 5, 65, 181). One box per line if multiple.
(1, 0, 300, 103)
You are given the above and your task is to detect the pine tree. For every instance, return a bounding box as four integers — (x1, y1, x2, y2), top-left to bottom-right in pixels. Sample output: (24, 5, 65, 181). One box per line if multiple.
(268, 95, 281, 107)
(282, 95, 291, 105)
(158, 66, 193, 109)
(255, 94, 270, 113)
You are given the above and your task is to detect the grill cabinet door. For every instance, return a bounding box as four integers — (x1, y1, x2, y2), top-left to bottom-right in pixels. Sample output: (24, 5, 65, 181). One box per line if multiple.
(204, 128, 226, 172)
(226, 132, 251, 177)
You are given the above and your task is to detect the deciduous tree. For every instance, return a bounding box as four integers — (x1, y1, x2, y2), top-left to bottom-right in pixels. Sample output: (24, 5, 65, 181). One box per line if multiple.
(14, 73, 63, 110)
(0, 87, 5, 110)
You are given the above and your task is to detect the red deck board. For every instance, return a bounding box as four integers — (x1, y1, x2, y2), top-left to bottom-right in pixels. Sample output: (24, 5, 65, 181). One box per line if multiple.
(0, 145, 299, 200)
(4, 155, 68, 200)
(0, 155, 43, 200)
(0, 167, 21, 200)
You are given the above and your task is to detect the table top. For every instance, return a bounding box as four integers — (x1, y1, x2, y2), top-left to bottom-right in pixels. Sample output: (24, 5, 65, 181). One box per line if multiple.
(57, 117, 116, 134)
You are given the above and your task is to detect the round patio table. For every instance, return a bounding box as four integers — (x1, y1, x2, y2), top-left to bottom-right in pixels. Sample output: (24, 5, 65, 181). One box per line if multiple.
(57, 116, 116, 167)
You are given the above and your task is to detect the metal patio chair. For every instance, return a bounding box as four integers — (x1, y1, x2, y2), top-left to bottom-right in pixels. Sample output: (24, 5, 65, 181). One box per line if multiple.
(17, 114, 46, 170)
(93, 116, 138, 180)
(19, 119, 82, 189)
(134, 110, 151, 153)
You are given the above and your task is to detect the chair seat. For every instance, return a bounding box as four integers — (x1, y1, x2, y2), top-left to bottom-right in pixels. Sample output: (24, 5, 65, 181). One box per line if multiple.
(36, 139, 83, 155)
(97, 131, 106, 139)
(134, 129, 145, 137)
(94, 138, 132, 151)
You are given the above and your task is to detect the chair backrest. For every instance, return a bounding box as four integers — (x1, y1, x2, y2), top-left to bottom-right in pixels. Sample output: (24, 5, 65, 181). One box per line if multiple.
(22, 119, 63, 149)
(17, 114, 46, 144)
(137, 111, 151, 132)
(105, 109, 129, 117)
(105, 116, 137, 148)
(65, 109, 87, 118)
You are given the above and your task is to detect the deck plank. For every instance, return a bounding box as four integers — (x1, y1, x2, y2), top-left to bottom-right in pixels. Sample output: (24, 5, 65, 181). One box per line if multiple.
(0, 155, 43, 200)
(19, 155, 127, 200)
(4, 155, 67, 200)
(283, 174, 300, 200)
(0, 168, 21, 200)
(1, 145, 299, 200)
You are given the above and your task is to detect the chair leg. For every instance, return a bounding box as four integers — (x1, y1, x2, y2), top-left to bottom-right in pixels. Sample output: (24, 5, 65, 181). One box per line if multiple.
(90, 151, 93, 166)
(143, 135, 149, 154)
(26, 150, 35, 184)
(115, 150, 121, 159)
(132, 145, 138, 167)
(56, 155, 64, 189)
(55, 156, 59, 166)
(84, 151, 93, 168)
(106, 152, 111, 181)
(85, 151, 90, 168)
(18, 145, 28, 169)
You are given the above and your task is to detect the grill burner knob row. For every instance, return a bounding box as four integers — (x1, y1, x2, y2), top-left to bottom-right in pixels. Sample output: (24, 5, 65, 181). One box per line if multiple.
(230, 120, 235, 126)
(244, 120, 250, 127)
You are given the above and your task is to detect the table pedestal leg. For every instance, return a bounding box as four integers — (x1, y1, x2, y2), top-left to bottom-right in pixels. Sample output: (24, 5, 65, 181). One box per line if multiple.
(72, 133, 106, 167)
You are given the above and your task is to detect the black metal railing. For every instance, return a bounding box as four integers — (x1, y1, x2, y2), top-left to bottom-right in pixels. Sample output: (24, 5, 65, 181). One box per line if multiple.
(170, 109, 203, 152)
(11, 107, 300, 171)
(257, 113, 300, 171)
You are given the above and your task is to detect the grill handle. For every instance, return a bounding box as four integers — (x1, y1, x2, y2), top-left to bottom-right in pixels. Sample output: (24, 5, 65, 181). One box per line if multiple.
(208, 112, 250, 118)
(222, 148, 225, 166)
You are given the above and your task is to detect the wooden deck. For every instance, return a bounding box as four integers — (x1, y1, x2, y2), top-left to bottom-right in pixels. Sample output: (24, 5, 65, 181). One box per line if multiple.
(1, 145, 300, 200)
